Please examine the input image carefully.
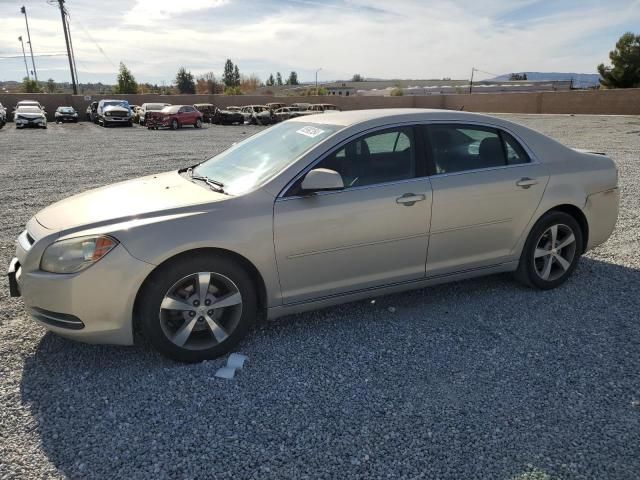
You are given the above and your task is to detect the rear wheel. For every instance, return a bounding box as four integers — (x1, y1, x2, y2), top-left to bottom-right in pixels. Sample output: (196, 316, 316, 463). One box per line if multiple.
(171, 119, 178, 130)
(515, 211, 583, 289)
(138, 253, 257, 363)
(195, 118, 202, 129)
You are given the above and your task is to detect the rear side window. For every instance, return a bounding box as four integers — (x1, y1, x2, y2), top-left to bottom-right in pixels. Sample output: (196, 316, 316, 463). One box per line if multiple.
(425, 125, 531, 174)
(502, 131, 530, 165)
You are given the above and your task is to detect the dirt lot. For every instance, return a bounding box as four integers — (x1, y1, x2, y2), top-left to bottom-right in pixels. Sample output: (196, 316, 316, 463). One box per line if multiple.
(1, 116, 639, 479)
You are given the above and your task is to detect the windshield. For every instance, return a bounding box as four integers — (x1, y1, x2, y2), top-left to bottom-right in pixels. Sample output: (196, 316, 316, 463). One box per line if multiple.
(103, 101, 128, 108)
(58, 107, 75, 113)
(146, 103, 167, 111)
(193, 122, 341, 195)
(17, 107, 42, 114)
(162, 106, 180, 113)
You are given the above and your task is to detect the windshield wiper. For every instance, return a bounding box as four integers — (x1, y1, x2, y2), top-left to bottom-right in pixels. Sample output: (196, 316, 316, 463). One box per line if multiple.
(187, 168, 226, 193)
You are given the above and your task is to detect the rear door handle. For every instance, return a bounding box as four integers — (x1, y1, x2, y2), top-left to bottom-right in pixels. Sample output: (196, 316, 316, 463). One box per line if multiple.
(396, 193, 426, 206)
(516, 177, 538, 189)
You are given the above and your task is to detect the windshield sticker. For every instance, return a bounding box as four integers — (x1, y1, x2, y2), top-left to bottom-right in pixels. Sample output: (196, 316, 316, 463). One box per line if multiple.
(296, 126, 325, 138)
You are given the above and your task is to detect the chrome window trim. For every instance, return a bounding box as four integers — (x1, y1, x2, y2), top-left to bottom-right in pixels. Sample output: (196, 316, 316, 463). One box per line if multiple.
(277, 119, 540, 199)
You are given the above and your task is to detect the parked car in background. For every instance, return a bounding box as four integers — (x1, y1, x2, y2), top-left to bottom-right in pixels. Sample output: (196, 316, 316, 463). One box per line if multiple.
(7, 109, 619, 362)
(309, 103, 341, 112)
(266, 102, 286, 111)
(0, 103, 6, 129)
(273, 107, 295, 122)
(146, 105, 203, 130)
(13, 100, 45, 121)
(14, 106, 47, 128)
(54, 106, 78, 123)
(240, 105, 275, 125)
(129, 105, 141, 124)
(211, 106, 244, 125)
(194, 104, 216, 123)
(86, 101, 98, 123)
(290, 103, 311, 112)
(97, 99, 132, 127)
(139, 102, 171, 126)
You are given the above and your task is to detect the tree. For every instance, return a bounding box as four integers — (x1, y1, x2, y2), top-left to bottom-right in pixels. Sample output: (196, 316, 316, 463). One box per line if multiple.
(21, 77, 40, 93)
(266, 73, 275, 86)
(175, 67, 196, 94)
(196, 71, 222, 94)
(287, 71, 299, 85)
(224, 86, 243, 95)
(233, 65, 241, 87)
(113, 62, 138, 94)
(598, 32, 640, 88)
(223, 59, 235, 87)
(276, 72, 283, 86)
(351, 74, 364, 82)
(45, 78, 56, 93)
(240, 74, 261, 93)
(509, 72, 528, 81)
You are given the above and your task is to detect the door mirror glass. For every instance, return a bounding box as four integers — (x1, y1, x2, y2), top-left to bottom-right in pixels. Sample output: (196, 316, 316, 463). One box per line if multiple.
(301, 168, 344, 192)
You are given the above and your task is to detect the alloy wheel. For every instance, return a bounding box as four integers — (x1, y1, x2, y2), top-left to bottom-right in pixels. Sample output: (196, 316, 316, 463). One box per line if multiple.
(533, 224, 577, 281)
(159, 272, 243, 350)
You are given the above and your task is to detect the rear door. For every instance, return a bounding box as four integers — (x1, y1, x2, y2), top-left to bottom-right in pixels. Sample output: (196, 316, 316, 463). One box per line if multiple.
(423, 123, 549, 276)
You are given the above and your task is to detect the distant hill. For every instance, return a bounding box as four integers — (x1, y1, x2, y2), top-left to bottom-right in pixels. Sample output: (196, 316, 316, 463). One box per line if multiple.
(490, 72, 601, 88)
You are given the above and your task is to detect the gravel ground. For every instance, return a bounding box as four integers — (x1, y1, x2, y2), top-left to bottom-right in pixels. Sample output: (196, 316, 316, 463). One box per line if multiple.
(0, 116, 639, 479)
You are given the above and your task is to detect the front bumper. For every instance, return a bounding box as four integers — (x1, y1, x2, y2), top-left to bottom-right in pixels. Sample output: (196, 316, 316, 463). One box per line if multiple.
(15, 118, 46, 127)
(9, 238, 155, 346)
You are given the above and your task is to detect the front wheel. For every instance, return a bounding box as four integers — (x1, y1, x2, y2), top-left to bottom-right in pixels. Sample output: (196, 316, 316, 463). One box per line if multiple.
(138, 254, 258, 363)
(515, 211, 583, 289)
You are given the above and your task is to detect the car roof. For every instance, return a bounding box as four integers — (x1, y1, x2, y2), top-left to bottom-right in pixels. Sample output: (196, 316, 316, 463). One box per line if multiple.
(287, 108, 510, 127)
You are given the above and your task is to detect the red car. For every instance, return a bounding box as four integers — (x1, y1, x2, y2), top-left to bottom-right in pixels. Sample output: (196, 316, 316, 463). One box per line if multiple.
(146, 105, 203, 130)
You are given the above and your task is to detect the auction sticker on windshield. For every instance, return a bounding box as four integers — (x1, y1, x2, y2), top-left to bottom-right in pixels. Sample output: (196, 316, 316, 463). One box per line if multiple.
(296, 126, 325, 138)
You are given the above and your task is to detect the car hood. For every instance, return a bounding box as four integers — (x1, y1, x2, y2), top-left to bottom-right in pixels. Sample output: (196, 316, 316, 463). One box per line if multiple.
(103, 105, 130, 114)
(35, 171, 227, 231)
(16, 112, 44, 118)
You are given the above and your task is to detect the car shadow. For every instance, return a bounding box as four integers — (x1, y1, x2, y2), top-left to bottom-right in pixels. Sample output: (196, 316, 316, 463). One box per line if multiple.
(19, 257, 640, 478)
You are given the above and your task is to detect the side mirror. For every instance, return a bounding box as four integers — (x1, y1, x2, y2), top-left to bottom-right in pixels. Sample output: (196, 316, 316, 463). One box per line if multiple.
(301, 168, 344, 192)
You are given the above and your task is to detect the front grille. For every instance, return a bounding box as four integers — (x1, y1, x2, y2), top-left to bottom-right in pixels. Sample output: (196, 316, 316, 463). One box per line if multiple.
(31, 308, 85, 330)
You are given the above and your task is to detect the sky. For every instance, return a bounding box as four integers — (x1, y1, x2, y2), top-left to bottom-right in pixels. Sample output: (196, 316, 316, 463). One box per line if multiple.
(0, 0, 639, 85)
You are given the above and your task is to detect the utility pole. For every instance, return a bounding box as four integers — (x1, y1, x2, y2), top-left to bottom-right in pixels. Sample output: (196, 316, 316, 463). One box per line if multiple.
(20, 6, 38, 83)
(469, 67, 475, 94)
(57, 0, 78, 94)
(315, 68, 322, 92)
(18, 36, 30, 80)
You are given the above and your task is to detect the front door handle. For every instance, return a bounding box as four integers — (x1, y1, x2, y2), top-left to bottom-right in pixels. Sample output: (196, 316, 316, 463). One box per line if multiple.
(516, 177, 538, 189)
(396, 193, 426, 206)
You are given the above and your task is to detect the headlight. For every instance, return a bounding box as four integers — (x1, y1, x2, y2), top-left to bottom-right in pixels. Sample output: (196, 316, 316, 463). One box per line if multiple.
(40, 235, 118, 273)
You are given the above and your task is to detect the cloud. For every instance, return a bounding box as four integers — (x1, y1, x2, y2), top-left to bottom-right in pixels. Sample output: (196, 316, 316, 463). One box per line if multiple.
(125, 0, 230, 24)
(0, 0, 639, 83)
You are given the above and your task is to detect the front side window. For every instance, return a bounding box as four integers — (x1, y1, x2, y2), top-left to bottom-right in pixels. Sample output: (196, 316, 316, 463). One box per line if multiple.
(426, 124, 530, 174)
(311, 126, 417, 189)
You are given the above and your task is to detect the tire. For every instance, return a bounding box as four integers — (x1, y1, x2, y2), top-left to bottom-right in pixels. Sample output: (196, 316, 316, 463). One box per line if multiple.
(515, 211, 583, 290)
(171, 119, 178, 130)
(195, 118, 202, 129)
(138, 253, 258, 363)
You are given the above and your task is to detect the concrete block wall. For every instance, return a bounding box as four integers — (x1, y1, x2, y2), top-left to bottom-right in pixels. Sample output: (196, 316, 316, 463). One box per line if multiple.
(1, 88, 640, 120)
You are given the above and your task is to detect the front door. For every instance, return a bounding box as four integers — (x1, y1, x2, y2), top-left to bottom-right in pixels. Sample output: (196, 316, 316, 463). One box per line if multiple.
(274, 126, 432, 304)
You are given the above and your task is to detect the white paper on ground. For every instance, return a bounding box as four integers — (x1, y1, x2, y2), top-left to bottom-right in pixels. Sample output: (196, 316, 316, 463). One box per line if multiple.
(227, 353, 248, 370)
(214, 366, 237, 379)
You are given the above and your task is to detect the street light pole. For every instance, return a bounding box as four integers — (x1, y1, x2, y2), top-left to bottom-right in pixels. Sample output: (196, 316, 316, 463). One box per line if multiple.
(57, 0, 78, 94)
(20, 6, 38, 83)
(315, 68, 322, 92)
(18, 36, 30, 80)
(469, 67, 475, 94)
